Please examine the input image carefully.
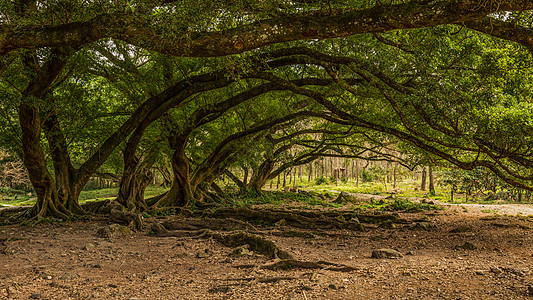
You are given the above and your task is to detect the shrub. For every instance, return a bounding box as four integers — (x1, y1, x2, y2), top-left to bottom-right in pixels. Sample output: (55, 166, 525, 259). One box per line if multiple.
(361, 169, 373, 182)
(315, 176, 327, 185)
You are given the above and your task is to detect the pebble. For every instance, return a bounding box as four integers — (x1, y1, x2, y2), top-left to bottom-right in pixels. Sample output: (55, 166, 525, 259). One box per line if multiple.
(196, 252, 210, 258)
(208, 286, 231, 293)
(455, 242, 477, 250)
(328, 284, 338, 290)
(60, 272, 78, 281)
(83, 243, 96, 251)
(371, 249, 403, 259)
(228, 245, 251, 257)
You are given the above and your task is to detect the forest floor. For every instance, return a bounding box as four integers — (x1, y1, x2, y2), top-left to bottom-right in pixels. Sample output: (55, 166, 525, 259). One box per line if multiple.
(0, 200, 533, 300)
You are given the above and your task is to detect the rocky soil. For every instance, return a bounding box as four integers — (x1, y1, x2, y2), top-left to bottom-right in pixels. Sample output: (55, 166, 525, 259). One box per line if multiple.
(0, 202, 532, 299)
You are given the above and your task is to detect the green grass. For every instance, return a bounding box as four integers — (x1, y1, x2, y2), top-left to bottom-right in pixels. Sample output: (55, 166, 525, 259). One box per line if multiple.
(78, 187, 118, 201)
(351, 197, 443, 212)
(0, 185, 170, 206)
(230, 190, 340, 208)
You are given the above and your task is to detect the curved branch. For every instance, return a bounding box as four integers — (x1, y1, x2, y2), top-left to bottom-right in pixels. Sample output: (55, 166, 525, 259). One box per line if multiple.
(1, 1, 532, 56)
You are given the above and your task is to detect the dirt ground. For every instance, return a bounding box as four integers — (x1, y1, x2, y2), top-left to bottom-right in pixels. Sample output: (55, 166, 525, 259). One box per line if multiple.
(1, 202, 532, 300)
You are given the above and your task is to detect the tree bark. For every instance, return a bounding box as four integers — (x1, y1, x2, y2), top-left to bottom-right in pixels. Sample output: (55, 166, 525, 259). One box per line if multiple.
(116, 147, 156, 211)
(2, 2, 532, 57)
(42, 112, 85, 215)
(19, 49, 73, 219)
(421, 167, 427, 191)
(428, 165, 435, 195)
(248, 159, 275, 194)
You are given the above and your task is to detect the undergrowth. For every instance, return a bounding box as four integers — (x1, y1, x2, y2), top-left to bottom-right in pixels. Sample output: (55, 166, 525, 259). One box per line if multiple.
(353, 197, 443, 212)
(231, 191, 340, 208)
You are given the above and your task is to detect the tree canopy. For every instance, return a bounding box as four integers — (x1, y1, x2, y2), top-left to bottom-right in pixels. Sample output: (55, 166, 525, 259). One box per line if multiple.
(0, 0, 532, 220)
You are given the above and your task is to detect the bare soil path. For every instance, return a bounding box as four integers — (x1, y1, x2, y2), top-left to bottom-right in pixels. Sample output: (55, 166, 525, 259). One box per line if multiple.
(0, 203, 532, 299)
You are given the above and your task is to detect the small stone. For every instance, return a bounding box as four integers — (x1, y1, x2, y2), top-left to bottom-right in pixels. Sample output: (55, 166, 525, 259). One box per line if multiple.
(475, 270, 486, 276)
(96, 224, 132, 239)
(301, 285, 313, 291)
(196, 252, 210, 258)
(455, 242, 477, 250)
(406, 251, 415, 256)
(93, 264, 102, 268)
(371, 249, 403, 259)
(30, 293, 42, 299)
(108, 284, 118, 288)
(60, 272, 78, 281)
(83, 243, 96, 251)
(328, 284, 338, 290)
(208, 286, 232, 293)
(228, 245, 251, 257)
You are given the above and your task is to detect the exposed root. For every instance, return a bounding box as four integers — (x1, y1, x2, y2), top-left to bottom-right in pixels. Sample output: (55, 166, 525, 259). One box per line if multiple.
(162, 217, 258, 232)
(152, 223, 291, 259)
(270, 230, 316, 238)
(81, 199, 110, 214)
(150, 223, 210, 238)
(97, 201, 143, 229)
(220, 276, 298, 284)
(260, 259, 357, 272)
(212, 231, 293, 259)
(208, 206, 365, 230)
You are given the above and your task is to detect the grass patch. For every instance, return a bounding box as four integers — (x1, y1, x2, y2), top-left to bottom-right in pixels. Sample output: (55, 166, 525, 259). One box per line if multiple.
(79, 187, 118, 201)
(231, 191, 338, 207)
(382, 198, 443, 212)
(352, 197, 443, 212)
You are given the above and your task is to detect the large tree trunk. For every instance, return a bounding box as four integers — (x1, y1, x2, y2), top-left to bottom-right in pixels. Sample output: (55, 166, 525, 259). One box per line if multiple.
(117, 153, 155, 211)
(421, 167, 427, 191)
(154, 137, 195, 207)
(428, 165, 435, 195)
(248, 159, 275, 194)
(19, 103, 70, 219)
(43, 112, 85, 215)
(19, 48, 74, 219)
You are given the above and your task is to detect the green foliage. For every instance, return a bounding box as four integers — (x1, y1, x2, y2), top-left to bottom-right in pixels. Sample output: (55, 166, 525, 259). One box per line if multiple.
(382, 198, 442, 212)
(78, 187, 118, 201)
(232, 191, 335, 207)
(361, 169, 373, 182)
(314, 176, 327, 185)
